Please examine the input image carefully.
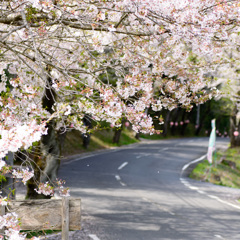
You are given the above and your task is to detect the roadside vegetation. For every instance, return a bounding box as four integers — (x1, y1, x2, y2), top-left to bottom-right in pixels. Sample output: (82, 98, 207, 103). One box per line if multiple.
(190, 147, 240, 189)
(62, 128, 139, 157)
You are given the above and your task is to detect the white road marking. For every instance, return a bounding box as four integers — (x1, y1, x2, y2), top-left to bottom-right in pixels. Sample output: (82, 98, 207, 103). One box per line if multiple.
(118, 162, 128, 170)
(119, 181, 126, 186)
(89, 234, 101, 240)
(182, 154, 207, 171)
(158, 147, 169, 152)
(188, 186, 199, 190)
(136, 153, 151, 159)
(182, 164, 189, 171)
(115, 175, 126, 186)
(115, 175, 121, 181)
(214, 235, 224, 239)
(180, 178, 188, 184)
(197, 190, 206, 194)
(181, 155, 240, 210)
(209, 195, 240, 210)
(208, 195, 218, 199)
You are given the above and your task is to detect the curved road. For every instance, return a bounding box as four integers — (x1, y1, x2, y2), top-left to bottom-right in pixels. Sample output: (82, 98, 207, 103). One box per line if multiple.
(59, 138, 240, 240)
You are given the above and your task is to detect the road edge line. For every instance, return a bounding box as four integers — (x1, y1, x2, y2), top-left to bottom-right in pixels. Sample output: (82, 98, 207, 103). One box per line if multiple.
(180, 154, 240, 210)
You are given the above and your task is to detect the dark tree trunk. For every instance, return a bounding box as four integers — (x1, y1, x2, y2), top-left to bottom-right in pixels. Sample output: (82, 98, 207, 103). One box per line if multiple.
(82, 134, 91, 149)
(113, 118, 125, 144)
(163, 110, 171, 137)
(180, 110, 187, 136)
(230, 114, 240, 147)
(82, 115, 92, 149)
(26, 73, 66, 199)
(135, 132, 140, 140)
(170, 108, 179, 136)
(26, 123, 66, 199)
(113, 128, 122, 144)
(195, 103, 210, 136)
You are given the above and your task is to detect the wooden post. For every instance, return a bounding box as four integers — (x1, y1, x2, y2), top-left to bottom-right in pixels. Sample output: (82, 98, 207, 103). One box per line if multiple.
(0, 205, 5, 235)
(0, 205, 5, 215)
(61, 197, 69, 240)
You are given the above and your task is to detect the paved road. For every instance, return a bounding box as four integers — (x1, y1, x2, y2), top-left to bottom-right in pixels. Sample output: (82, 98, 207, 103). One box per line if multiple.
(59, 137, 240, 240)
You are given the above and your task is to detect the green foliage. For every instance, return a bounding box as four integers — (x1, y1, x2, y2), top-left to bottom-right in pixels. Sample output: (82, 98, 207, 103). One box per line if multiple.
(26, 6, 38, 22)
(0, 174, 7, 183)
(62, 128, 138, 156)
(21, 230, 60, 239)
(26, 6, 49, 23)
(189, 160, 211, 182)
(0, 68, 14, 92)
(188, 53, 199, 65)
(190, 147, 240, 189)
(98, 67, 119, 85)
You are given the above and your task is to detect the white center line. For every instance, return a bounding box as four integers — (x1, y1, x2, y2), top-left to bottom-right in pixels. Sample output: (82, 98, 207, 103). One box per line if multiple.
(119, 181, 126, 186)
(89, 234, 101, 240)
(115, 175, 126, 186)
(118, 162, 128, 170)
(214, 235, 224, 239)
(197, 190, 206, 194)
(159, 147, 169, 152)
(115, 175, 121, 181)
(188, 186, 199, 190)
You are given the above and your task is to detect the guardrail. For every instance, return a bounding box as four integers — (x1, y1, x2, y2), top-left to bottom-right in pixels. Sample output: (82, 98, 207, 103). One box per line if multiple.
(0, 197, 81, 240)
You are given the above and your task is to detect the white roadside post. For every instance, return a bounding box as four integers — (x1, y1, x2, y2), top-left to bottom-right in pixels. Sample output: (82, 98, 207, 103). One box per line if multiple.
(207, 119, 216, 166)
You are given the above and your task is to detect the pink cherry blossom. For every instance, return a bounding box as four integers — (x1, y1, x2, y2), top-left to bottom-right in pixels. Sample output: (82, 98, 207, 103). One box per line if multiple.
(35, 182, 54, 196)
(233, 131, 239, 137)
(12, 168, 34, 185)
(125, 121, 130, 127)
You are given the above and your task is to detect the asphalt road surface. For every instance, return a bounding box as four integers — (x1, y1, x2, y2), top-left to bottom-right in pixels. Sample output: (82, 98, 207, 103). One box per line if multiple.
(59, 137, 240, 240)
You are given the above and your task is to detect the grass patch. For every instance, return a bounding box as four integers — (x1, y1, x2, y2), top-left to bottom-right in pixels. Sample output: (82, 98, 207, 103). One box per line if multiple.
(62, 128, 138, 157)
(139, 133, 166, 140)
(21, 230, 60, 239)
(190, 147, 240, 189)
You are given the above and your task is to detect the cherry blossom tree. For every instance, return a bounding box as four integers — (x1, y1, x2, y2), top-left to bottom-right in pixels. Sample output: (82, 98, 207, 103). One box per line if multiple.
(1, 0, 240, 238)
(216, 65, 240, 147)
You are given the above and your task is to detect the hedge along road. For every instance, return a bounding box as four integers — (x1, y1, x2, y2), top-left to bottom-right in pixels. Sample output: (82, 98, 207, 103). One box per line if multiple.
(58, 137, 240, 240)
